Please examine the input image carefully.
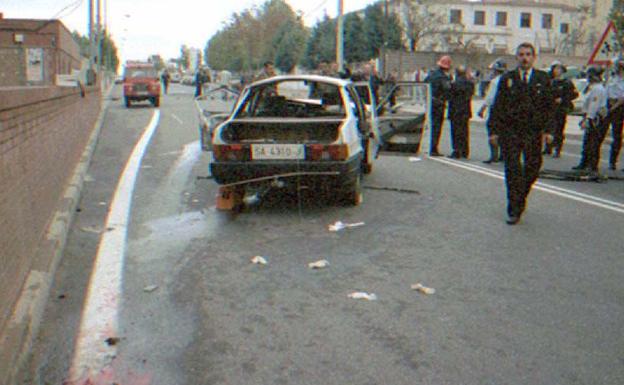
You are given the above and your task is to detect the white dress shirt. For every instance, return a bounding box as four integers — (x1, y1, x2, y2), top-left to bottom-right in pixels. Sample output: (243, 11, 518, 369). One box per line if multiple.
(583, 83, 607, 120)
(606, 74, 624, 99)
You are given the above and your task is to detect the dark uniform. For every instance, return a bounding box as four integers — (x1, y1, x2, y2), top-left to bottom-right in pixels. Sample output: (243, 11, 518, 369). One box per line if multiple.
(448, 74, 474, 158)
(490, 68, 553, 221)
(605, 73, 624, 169)
(425, 68, 452, 155)
(546, 77, 578, 156)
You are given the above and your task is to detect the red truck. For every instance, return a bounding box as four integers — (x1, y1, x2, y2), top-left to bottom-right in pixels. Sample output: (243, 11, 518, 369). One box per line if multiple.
(122, 61, 161, 108)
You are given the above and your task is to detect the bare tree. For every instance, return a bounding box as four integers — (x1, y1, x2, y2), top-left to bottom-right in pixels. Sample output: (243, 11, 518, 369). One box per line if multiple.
(543, 5, 589, 56)
(398, 0, 462, 51)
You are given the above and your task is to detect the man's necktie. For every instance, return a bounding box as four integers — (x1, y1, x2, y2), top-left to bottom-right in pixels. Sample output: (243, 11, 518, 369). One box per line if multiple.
(523, 71, 528, 84)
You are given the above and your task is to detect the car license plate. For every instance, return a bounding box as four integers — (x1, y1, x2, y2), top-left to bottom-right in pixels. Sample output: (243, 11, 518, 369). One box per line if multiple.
(136, 91, 149, 96)
(251, 144, 304, 160)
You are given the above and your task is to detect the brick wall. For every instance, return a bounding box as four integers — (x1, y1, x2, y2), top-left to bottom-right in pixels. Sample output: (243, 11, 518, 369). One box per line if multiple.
(0, 86, 101, 334)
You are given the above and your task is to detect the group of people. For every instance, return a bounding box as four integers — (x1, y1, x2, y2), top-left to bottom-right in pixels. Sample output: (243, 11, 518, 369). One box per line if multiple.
(429, 43, 622, 225)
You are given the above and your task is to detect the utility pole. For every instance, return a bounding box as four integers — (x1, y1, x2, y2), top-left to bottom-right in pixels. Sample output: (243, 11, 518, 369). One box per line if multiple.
(88, 0, 95, 72)
(380, 0, 388, 78)
(336, 0, 344, 72)
(97, 0, 102, 74)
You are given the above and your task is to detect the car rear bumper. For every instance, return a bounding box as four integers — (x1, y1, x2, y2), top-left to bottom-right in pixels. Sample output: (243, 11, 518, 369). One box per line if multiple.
(210, 155, 362, 186)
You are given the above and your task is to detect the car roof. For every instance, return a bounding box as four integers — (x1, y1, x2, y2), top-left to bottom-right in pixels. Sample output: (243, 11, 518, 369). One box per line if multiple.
(250, 74, 351, 88)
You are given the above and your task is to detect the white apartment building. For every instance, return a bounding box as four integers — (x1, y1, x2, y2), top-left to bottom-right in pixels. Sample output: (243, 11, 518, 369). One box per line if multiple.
(391, 0, 601, 56)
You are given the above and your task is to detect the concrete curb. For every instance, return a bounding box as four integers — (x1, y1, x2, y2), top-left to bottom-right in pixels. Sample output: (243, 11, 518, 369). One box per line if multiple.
(0, 85, 114, 385)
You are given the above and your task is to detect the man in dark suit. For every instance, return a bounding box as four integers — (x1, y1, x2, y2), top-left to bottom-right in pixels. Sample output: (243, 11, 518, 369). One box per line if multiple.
(490, 43, 553, 225)
(448, 65, 475, 159)
(425, 56, 453, 156)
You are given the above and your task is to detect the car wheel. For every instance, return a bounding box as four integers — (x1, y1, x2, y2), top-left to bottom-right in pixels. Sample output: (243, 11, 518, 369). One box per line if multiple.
(125, 97, 131, 108)
(152, 97, 160, 107)
(341, 173, 362, 206)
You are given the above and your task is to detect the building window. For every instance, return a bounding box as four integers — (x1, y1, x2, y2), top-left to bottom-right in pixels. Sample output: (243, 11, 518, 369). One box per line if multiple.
(520, 12, 531, 28)
(560, 23, 569, 34)
(474, 10, 486, 26)
(496, 11, 507, 26)
(542, 14, 553, 29)
(450, 9, 462, 24)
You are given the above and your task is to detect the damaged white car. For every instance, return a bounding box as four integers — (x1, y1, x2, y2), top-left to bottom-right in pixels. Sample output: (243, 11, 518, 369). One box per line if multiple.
(208, 75, 381, 206)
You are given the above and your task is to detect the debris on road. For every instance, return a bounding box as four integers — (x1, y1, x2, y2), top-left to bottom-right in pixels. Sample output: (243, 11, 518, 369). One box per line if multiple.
(143, 285, 159, 293)
(98, 201, 107, 206)
(251, 256, 268, 265)
(80, 226, 103, 234)
(411, 283, 435, 295)
(308, 259, 330, 269)
(243, 193, 260, 206)
(141, 165, 153, 169)
(363, 185, 420, 195)
(348, 292, 377, 301)
(84, 174, 96, 182)
(328, 221, 365, 232)
(105, 337, 120, 346)
(409, 157, 422, 162)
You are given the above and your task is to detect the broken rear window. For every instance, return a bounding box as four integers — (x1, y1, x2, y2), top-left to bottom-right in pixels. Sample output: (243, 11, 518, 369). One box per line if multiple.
(235, 80, 346, 119)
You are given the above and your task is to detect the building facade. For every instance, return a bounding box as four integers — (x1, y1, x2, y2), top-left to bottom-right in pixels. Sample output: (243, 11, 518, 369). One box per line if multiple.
(391, 0, 609, 57)
(0, 15, 82, 87)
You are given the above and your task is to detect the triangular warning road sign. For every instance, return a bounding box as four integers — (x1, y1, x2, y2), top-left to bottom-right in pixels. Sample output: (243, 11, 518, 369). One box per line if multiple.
(588, 21, 620, 66)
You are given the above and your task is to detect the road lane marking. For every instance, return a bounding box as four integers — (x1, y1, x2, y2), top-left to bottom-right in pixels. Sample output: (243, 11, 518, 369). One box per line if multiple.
(69, 110, 161, 382)
(428, 156, 624, 215)
(171, 113, 184, 124)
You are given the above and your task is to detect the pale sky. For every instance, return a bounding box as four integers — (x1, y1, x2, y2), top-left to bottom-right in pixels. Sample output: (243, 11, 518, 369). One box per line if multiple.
(2, 0, 379, 63)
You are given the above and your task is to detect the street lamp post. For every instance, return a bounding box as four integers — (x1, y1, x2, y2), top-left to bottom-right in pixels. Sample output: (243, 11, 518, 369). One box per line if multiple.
(336, 0, 344, 72)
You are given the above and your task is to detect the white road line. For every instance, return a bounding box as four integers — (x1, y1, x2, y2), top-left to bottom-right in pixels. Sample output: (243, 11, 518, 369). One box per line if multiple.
(69, 110, 161, 382)
(171, 113, 184, 124)
(428, 156, 624, 215)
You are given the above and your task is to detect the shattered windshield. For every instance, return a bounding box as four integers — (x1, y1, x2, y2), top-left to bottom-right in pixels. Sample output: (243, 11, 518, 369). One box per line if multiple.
(235, 80, 346, 118)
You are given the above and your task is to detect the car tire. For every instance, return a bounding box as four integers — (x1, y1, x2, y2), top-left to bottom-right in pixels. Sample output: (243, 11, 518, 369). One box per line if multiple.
(125, 97, 131, 108)
(340, 173, 362, 206)
(152, 97, 160, 107)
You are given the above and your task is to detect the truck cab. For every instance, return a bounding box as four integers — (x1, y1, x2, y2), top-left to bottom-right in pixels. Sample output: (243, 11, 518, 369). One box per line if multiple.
(122, 62, 161, 108)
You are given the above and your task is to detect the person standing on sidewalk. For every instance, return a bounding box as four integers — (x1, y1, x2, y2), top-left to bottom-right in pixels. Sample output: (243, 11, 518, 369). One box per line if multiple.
(490, 43, 553, 225)
(478, 60, 507, 163)
(448, 65, 474, 159)
(161, 70, 170, 95)
(574, 67, 608, 173)
(605, 60, 624, 170)
(544, 61, 578, 158)
(425, 56, 452, 156)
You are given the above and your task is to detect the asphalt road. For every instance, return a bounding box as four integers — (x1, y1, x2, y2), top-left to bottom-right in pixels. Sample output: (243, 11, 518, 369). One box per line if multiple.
(20, 83, 624, 385)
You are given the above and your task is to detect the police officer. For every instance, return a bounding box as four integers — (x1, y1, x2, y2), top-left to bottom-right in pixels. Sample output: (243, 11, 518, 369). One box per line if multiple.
(425, 56, 452, 156)
(448, 65, 474, 159)
(478, 59, 507, 163)
(574, 67, 608, 173)
(490, 43, 553, 225)
(544, 61, 578, 158)
(605, 60, 624, 170)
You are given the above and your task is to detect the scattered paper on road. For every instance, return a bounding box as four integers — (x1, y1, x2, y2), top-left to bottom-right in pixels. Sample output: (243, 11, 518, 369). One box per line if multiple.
(84, 174, 96, 182)
(251, 256, 268, 265)
(348, 292, 377, 301)
(243, 194, 260, 206)
(143, 285, 159, 293)
(411, 283, 435, 295)
(308, 259, 329, 269)
(409, 157, 422, 162)
(80, 226, 103, 234)
(328, 221, 365, 232)
(98, 201, 107, 206)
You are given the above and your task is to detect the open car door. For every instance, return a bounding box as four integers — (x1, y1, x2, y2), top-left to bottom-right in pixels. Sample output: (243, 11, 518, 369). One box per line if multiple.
(195, 85, 241, 151)
(376, 81, 431, 154)
(353, 82, 382, 161)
